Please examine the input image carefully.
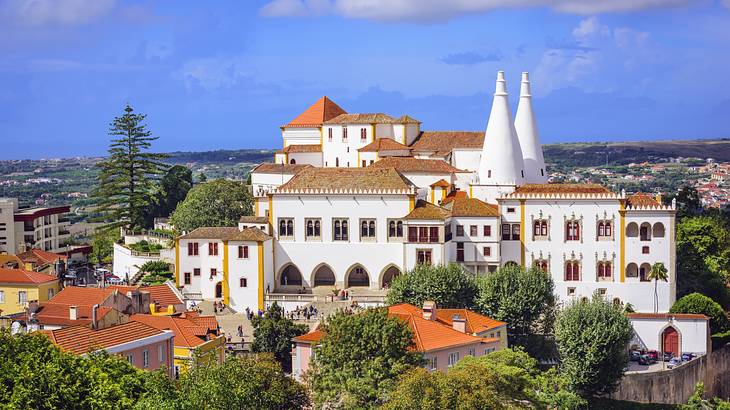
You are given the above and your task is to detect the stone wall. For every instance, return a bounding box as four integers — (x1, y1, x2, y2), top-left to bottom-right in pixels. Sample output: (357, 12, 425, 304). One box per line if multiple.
(609, 344, 730, 404)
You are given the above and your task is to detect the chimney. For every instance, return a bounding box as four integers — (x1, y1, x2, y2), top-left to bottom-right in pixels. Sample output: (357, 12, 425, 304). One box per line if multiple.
(452, 314, 466, 333)
(514, 72, 548, 183)
(69, 306, 77, 321)
(422, 301, 437, 321)
(477, 71, 525, 187)
(91, 304, 99, 329)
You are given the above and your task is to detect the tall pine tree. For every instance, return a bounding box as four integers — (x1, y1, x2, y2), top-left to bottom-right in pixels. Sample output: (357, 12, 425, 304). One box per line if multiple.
(93, 104, 168, 230)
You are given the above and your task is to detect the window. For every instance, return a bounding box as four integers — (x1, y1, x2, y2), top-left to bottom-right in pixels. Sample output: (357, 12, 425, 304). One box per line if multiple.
(187, 242, 199, 256)
(512, 224, 520, 241)
(306, 219, 321, 240)
(360, 219, 376, 240)
(18, 291, 27, 304)
(640, 224, 651, 241)
(536, 259, 548, 272)
(238, 245, 249, 259)
(456, 225, 464, 236)
(127, 354, 134, 364)
(388, 220, 403, 238)
(501, 224, 511, 240)
(483, 225, 491, 237)
(598, 221, 612, 238)
(0, 290, 4, 303)
(507, 207, 515, 213)
(565, 262, 580, 281)
(333, 218, 349, 241)
(143, 349, 149, 368)
(417, 249, 432, 265)
(597, 262, 612, 280)
(428, 356, 437, 370)
(193, 268, 200, 276)
(642, 246, 650, 254)
(342, 128, 348, 141)
(158, 345, 165, 362)
(483, 246, 491, 257)
(184, 272, 191, 284)
(470, 225, 478, 236)
(468, 347, 476, 357)
(448, 352, 460, 367)
(240, 278, 247, 287)
(362, 160, 366, 167)
(565, 220, 580, 241)
(497, 331, 501, 338)
(336, 158, 339, 167)
(210, 268, 217, 278)
(328, 128, 333, 141)
(47, 288, 54, 299)
(278, 218, 294, 238)
(360, 128, 367, 140)
(533, 220, 548, 238)
(456, 243, 464, 262)
(408, 226, 439, 243)
(208, 242, 218, 256)
(567, 287, 576, 296)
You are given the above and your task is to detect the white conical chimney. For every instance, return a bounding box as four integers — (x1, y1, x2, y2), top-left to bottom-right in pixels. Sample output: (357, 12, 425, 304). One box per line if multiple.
(515, 72, 547, 183)
(477, 71, 525, 186)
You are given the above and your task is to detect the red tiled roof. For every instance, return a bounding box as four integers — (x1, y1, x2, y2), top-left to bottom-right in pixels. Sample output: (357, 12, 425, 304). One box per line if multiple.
(627, 193, 662, 207)
(293, 329, 325, 343)
(178, 227, 270, 242)
(512, 183, 610, 195)
(403, 200, 451, 220)
(48, 286, 115, 306)
(46, 321, 167, 355)
(0, 268, 58, 285)
(358, 138, 411, 153)
(367, 157, 466, 174)
(324, 113, 396, 124)
(430, 179, 451, 188)
(22, 304, 114, 327)
(409, 131, 484, 156)
(436, 309, 506, 334)
(17, 249, 67, 265)
(285, 96, 347, 127)
(443, 196, 500, 217)
(131, 313, 219, 348)
(282, 144, 322, 153)
(251, 163, 313, 174)
(144, 284, 183, 308)
(277, 167, 415, 192)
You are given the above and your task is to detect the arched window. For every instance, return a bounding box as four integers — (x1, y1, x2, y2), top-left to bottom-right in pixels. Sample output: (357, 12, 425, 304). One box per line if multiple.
(361, 220, 368, 237)
(598, 222, 605, 237)
(289, 158, 296, 164)
(533, 221, 541, 237)
(566, 220, 580, 241)
(389, 221, 396, 237)
(279, 220, 286, 236)
(512, 224, 520, 240)
(626, 222, 639, 237)
(314, 220, 321, 236)
(626, 263, 638, 278)
(640, 223, 651, 241)
(535, 260, 548, 272)
(652, 223, 665, 238)
(307, 220, 314, 237)
(565, 261, 580, 281)
(605, 222, 612, 236)
(397, 221, 403, 237)
(597, 262, 612, 280)
(534, 220, 548, 238)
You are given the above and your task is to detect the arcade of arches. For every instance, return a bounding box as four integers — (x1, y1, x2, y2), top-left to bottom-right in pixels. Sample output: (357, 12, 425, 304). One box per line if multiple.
(276, 263, 404, 289)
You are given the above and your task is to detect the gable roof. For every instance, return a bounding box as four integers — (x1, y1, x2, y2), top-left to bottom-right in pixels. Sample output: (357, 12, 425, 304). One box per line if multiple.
(276, 167, 415, 193)
(285, 96, 347, 128)
(358, 138, 411, 153)
(627, 193, 662, 207)
(45, 321, 167, 355)
(17, 249, 67, 265)
(130, 313, 220, 349)
(430, 179, 451, 188)
(24, 304, 115, 327)
(251, 163, 312, 175)
(46, 286, 115, 306)
(178, 227, 270, 242)
(443, 196, 500, 217)
(409, 131, 484, 156)
(239, 216, 269, 224)
(403, 200, 451, 221)
(367, 157, 465, 174)
(324, 113, 396, 124)
(0, 268, 58, 285)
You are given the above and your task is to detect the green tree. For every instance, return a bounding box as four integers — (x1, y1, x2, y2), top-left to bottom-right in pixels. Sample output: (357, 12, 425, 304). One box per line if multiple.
(307, 308, 424, 409)
(250, 302, 308, 373)
(682, 383, 730, 410)
(170, 179, 253, 232)
(473, 265, 556, 357)
(555, 294, 634, 397)
(648, 262, 669, 313)
(90, 228, 120, 265)
(671, 186, 702, 218)
(92, 104, 168, 230)
(146, 165, 193, 224)
(671, 293, 730, 334)
(385, 263, 477, 309)
(676, 215, 730, 308)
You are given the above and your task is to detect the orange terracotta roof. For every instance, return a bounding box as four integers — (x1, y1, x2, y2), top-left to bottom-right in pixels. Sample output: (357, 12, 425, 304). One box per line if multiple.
(324, 113, 396, 124)
(277, 167, 415, 192)
(282, 144, 322, 153)
(430, 179, 451, 188)
(239, 216, 269, 224)
(368, 157, 465, 174)
(46, 321, 167, 355)
(17, 249, 67, 265)
(251, 163, 313, 174)
(409, 131, 484, 156)
(627, 193, 662, 207)
(131, 313, 219, 348)
(443, 196, 500, 217)
(358, 138, 411, 153)
(143, 283, 183, 308)
(0, 268, 58, 285)
(513, 183, 610, 195)
(23, 304, 114, 327)
(293, 329, 324, 343)
(627, 313, 708, 320)
(441, 190, 468, 205)
(179, 227, 270, 242)
(397, 115, 421, 124)
(436, 309, 506, 334)
(403, 200, 451, 221)
(46, 286, 115, 306)
(286, 96, 347, 127)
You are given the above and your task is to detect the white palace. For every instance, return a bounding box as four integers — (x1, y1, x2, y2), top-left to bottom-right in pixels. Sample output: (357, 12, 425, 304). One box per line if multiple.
(175, 72, 709, 358)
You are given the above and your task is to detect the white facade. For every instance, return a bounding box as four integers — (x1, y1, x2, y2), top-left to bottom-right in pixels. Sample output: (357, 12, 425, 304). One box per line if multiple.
(0, 198, 72, 254)
(514, 72, 548, 184)
(629, 314, 709, 356)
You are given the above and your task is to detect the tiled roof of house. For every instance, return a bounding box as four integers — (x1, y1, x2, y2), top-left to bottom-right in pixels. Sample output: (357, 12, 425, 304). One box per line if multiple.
(281, 144, 322, 153)
(403, 200, 451, 221)
(46, 286, 115, 306)
(178, 227, 270, 242)
(130, 313, 219, 348)
(358, 138, 411, 153)
(293, 329, 325, 343)
(627, 193, 661, 207)
(512, 184, 611, 195)
(24, 304, 115, 327)
(45, 321, 167, 355)
(276, 167, 415, 193)
(0, 268, 58, 284)
(627, 313, 708, 320)
(367, 157, 465, 174)
(17, 249, 67, 265)
(409, 131, 484, 156)
(443, 196, 499, 217)
(239, 216, 269, 224)
(441, 190, 468, 204)
(143, 283, 183, 308)
(324, 113, 396, 124)
(285, 96, 347, 127)
(397, 115, 421, 124)
(251, 163, 313, 174)
(430, 179, 451, 188)
(436, 309, 507, 334)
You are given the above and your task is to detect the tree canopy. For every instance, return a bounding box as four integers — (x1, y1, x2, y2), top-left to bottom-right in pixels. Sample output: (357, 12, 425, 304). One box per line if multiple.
(144, 165, 193, 225)
(170, 179, 253, 232)
(90, 228, 120, 265)
(251, 302, 308, 373)
(671, 293, 730, 335)
(473, 265, 557, 358)
(555, 294, 634, 397)
(307, 308, 424, 409)
(385, 263, 477, 309)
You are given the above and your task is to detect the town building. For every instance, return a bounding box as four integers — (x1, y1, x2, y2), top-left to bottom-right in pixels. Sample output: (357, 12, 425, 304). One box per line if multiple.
(0, 268, 60, 315)
(0, 198, 72, 254)
(291, 301, 506, 379)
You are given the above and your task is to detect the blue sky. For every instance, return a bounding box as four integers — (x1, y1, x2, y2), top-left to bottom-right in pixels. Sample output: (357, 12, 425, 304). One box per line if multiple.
(1, 0, 730, 159)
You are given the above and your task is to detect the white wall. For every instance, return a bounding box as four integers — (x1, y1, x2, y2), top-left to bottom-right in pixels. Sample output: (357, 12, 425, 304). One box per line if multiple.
(322, 124, 374, 168)
(451, 149, 481, 172)
(251, 172, 297, 198)
(282, 128, 321, 146)
(288, 152, 322, 167)
(447, 216, 501, 273)
(630, 317, 709, 355)
(112, 243, 171, 280)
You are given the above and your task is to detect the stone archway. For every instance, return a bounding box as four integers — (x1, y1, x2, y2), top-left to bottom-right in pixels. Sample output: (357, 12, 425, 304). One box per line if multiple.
(380, 265, 401, 289)
(312, 264, 336, 287)
(280, 264, 303, 286)
(662, 326, 680, 357)
(346, 265, 370, 288)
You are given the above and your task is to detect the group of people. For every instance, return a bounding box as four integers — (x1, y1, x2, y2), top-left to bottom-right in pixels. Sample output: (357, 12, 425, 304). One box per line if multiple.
(213, 300, 226, 314)
(244, 307, 263, 321)
(287, 305, 318, 321)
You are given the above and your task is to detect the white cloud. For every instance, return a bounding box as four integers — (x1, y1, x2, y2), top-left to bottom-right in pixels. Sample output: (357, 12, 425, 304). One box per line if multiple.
(614, 27, 649, 49)
(0, 0, 116, 27)
(572, 16, 609, 39)
(260, 0, 691, 22)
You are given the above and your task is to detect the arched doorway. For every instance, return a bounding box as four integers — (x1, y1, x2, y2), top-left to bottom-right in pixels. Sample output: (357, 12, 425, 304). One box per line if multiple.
(626, 222, 638, 237)
(662, 326, 679, 357)
(215, 282, 223, 299)
(381, 266, 401, 288)
(280, 264, 303, 286)
(346, 265, 370, 288)
(312, 265, 336, 287)
(290, 158, 296, 164)
(639, 263, 651, 282)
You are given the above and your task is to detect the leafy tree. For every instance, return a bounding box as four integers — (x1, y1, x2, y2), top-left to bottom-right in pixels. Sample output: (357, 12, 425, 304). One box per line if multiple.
(90, 228, 120, 265)
(145, 165, 193, 224)
(251, 302, 308, 373)
(671, 293, 730, 334)
(648, 262, 669, 313)
(682, 383, 730, 410)
(385, 263, 477, 309)
(555, 294, 634, 397)
(473, 265, 556, 357)
(138, 260, 170, 273)
(676, 215, 730, 308)
(92, 104, 168, 230)
(170, 179, 253, 232)
(671, 186, 702, 218)
(307, 308, 424, 409)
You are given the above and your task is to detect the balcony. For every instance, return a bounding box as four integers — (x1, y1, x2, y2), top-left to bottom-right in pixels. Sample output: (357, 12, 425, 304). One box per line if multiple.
(58, 229, 71, 236)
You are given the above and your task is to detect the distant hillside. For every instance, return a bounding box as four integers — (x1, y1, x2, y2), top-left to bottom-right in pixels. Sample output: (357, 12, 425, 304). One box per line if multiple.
(543, 139, 730, 167)
(166, 149, 276, 164)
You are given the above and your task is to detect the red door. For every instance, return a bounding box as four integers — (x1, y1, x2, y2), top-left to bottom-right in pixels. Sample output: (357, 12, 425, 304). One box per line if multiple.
(663, 327, 679, 357)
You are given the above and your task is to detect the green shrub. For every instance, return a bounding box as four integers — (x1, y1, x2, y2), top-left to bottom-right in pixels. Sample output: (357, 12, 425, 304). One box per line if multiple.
(670, 293, 730, 334)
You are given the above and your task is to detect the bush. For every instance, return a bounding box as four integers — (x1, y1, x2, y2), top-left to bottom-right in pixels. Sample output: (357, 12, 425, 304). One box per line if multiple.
(138, 260, 170, 274)
(385, 263, 477, 308)
(670, 293, 730, 334)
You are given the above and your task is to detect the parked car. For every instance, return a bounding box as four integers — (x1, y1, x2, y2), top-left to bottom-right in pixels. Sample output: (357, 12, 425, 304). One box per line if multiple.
(668, 357, 682, 369)
(638, 354, 656, 365)
(662, 351, 673, 361)
(682, 353, 695, 362)
(646, 350, 659, 361)
(629, 350, 642, 362)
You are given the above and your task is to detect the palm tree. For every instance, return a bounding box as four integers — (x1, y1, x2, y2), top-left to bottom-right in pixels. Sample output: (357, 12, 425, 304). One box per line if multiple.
(648, 262, 669, 313)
